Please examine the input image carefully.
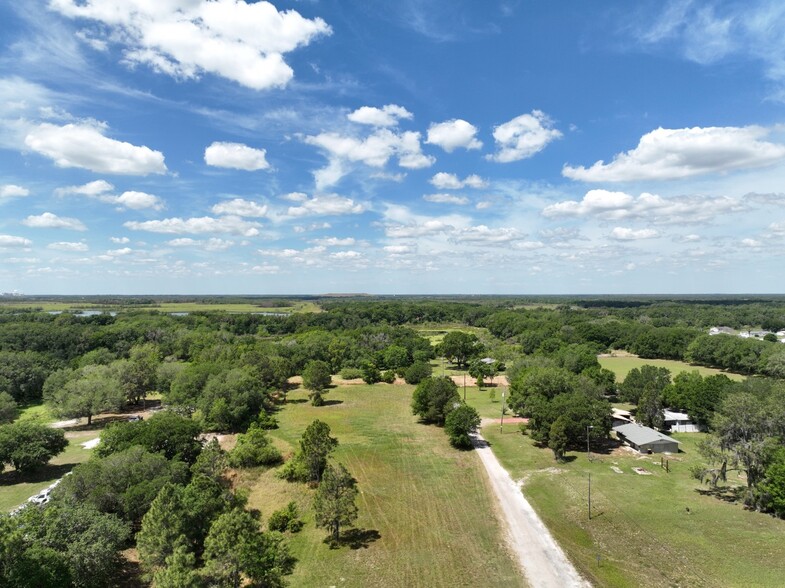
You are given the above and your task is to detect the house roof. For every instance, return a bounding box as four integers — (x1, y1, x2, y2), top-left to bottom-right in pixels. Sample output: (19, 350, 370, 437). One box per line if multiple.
(663, 409, 691, 421)
(480, 357, 496, 364)
(613, 423, 680, 447)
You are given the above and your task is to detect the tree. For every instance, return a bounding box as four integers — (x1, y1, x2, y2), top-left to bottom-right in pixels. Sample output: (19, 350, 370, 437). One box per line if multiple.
(383, 345, 410, 373)
(444, 404, 480, 449)
(439, 331, 483, 368)
(137, 485, 189, 574)
(468, 360, 493, 389)
(403, 361, 432, 385)
(360, 361, 381, 385)
(0, 392, 17, 424)
(203, 509, 294, 588)
(411, 376, 460, 426)
(299, 420, 338, 483)
(314, 463, 359, 543)
(302, 360, 331, 406)
(116, 343, 160, 406)
(548, 416, 570, 461)
(637, 382, 665, 429)
(151, 541, 203, 588)
(0, 421, 67, 474)
(619, 365, 671, 404)
(44, 365, 124, 426)
(97, 411, 202, 464)
(54, 446, 188, 524)
(228, 425, 283, 468)
(198, 368, 267, 432)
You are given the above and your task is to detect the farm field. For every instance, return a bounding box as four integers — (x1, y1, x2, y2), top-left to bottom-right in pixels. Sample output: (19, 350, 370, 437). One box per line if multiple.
(239, 383, 525, 588)
(473, 422, 785, 588)
(599, 354, 746, 382)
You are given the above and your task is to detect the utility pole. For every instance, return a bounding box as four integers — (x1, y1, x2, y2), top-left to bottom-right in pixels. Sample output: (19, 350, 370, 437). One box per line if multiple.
(463, 373, 466, 401)
(587, 424, 594, 461)
(500, 390, 506, 433)
(588, 473, 592, 520)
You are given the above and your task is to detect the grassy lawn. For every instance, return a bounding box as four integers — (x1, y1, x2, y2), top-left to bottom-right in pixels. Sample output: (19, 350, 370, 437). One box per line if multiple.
(0, 430, 97, 512)
(237, 383, 525, 588)
(473, 423, 785, 588)
(16, 403, 56, 424)
(599, 355, 745, 382)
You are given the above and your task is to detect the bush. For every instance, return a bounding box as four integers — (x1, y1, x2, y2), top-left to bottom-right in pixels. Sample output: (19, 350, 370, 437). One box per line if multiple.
(380, 370, 396, 384)
(339, 367, 363, 380)
(361, 362, 381, 384)
(228, 426, 283, 468)
(268, 502, 302, 533)
(256, 411, 279, 430)
(404, 361, 432, 385)
(276, 455, 308, 482)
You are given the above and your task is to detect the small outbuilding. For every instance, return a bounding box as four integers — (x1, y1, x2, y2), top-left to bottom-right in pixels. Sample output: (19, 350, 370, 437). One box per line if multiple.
(613, 423, 680, 454)
(663, 409, 700, 433)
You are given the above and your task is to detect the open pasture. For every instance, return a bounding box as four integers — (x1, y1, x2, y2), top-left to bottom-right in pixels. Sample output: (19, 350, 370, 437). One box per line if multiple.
(599, 354, 745, 382)
(473, 423, 785, 588)
(241, 383, 525, 588)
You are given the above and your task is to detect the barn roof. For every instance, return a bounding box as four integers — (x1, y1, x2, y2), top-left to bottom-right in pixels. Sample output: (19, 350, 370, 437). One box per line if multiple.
(613, 423, 680, 447)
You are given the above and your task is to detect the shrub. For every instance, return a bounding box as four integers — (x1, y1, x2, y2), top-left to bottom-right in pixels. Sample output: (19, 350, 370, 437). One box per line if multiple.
(380, 370, 396, 384)
(404, 361, 432, 385)
(228, 426, 282, 468)
(268, 502, 302, 533)
(444, 404, 480, 449)
(339, 367, 363, 380)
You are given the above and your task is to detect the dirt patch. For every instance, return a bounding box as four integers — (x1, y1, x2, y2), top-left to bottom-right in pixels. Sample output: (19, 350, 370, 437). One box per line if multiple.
(200, 433, 238, 451)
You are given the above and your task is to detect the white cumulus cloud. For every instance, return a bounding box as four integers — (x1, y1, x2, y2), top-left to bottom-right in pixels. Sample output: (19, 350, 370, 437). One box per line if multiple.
(542, 189, 744, 224)
(211, 198, 268, 217)
(166, 237, 234, 251)
(563, 126, 785, 182)
(49, 0, 332, 90)
(286, 194, 365, 218)
(0, 235, 33, 249)
(25, 122, 166, 175)
(23, 212, 87, 231)
(204, 142, 270, 171)
(56, 180, 164, 210)
(426, 119, 482, 152)
(429, 172, 487, 189)
(124, 216, 261, 236)
(487, 110, 562, 163)
(347, 104, 413, 127)
(610, 227, 659, 240)
(423, 193, 469, 205)
(0, 184, 30, 199)
(47, 241, 88, 251)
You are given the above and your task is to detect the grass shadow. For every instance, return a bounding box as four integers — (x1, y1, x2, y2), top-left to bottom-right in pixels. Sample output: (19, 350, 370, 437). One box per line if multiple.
(695, 485, 746, 504)
(0, 463, 77, 486)
(325, 528, 381, 550)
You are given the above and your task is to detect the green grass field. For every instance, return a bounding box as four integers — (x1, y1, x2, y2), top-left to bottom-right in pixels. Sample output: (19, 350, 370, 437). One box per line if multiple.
(239, 384, 525, 588)
(471, 423, 785, 588)
(0, 300, 321, 314)
(599, 355, 745, 382)
(0, 431, 97, 512)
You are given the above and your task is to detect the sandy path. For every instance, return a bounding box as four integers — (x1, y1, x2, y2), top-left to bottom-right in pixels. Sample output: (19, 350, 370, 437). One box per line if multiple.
(472, 430, 590, 588)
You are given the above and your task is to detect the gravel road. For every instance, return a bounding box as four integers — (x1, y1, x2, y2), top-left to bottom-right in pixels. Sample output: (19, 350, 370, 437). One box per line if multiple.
(472, 430, 590, 588)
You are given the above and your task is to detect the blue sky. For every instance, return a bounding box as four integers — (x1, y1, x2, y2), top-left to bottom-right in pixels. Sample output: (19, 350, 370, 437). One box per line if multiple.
(2, 0, 785, 295)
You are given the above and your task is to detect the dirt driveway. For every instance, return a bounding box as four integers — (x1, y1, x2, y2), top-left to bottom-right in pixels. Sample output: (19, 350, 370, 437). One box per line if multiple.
(471, 430, 590, 588)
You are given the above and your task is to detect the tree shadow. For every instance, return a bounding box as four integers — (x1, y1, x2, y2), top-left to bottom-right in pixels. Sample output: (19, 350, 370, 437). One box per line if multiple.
(287, 398, 309, 404)
(695, 485, 746, 504)
(471, 437, 491, 449)
(0, 463, 76, 486)
(325, 528, 381, 550)
(321, 399, 344, 407)
(559, 455, 577, 463)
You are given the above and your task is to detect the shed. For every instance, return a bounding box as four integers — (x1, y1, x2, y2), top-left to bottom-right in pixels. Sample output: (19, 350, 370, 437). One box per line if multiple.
(613, 423, 680, 454)
(663, 409, 700, 433)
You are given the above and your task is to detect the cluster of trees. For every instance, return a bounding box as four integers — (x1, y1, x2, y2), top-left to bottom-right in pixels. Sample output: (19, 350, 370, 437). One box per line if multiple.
(507, 363, 612, 460)
(0, 422, 67, 474)
(411, 377, 481, 449)
(692, 379, 785, 517)
(686, 334, 785, 376)
(1, 411, 296, 587)
(276, 420, 360, 543)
